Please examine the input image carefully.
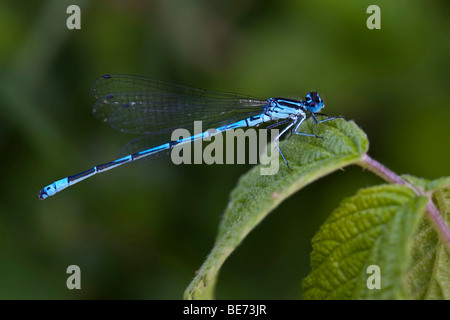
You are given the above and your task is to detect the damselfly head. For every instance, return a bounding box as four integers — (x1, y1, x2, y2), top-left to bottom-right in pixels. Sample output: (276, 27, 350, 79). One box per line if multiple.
(304, 92, 324, 113)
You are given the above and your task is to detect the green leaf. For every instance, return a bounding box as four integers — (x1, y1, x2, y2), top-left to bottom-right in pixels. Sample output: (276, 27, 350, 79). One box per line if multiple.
(184, 118, 368, 299)
(401, 174, 450, 192)
(400, 174, 429, 190)
(426, 177, 450, 192)
(302, 185, 428, 300)
(406, 187, 450, 299)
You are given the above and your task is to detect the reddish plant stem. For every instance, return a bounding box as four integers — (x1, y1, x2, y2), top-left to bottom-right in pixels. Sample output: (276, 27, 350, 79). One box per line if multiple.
(358, 153, 450, 253)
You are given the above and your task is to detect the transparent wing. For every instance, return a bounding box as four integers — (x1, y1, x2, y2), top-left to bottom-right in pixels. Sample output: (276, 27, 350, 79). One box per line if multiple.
(91, 74, 268, 135)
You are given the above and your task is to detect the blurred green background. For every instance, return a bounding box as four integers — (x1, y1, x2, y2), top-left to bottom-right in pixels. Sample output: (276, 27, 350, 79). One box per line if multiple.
(0, 0, 448, 299)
